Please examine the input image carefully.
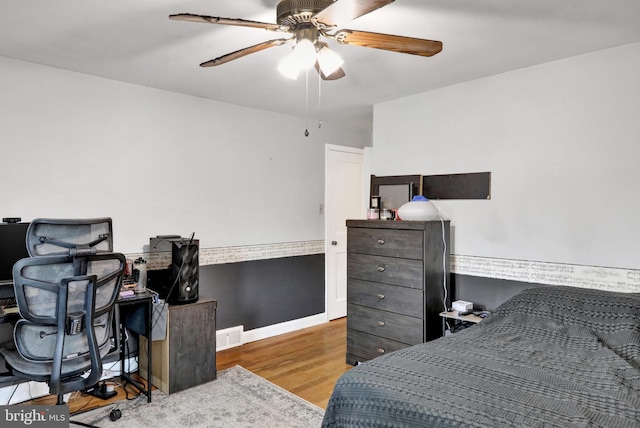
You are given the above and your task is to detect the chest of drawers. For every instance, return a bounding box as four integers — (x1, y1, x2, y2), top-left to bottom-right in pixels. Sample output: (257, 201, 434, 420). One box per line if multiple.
(346, 219, 450, 365)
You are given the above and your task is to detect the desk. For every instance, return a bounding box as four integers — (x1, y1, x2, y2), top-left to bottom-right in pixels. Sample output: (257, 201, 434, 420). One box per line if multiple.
(0, 307, 18, 324)
(116, 290, 155, 403)
(1, 291, 156, 401)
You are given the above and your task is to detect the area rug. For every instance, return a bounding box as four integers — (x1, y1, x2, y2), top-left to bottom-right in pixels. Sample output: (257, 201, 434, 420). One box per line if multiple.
(77, 365, 325, 427)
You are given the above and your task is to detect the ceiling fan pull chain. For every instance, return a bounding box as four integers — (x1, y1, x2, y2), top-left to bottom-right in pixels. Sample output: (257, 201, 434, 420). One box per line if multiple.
(305, 69, 310, 137)
(318, 71, 322, 129)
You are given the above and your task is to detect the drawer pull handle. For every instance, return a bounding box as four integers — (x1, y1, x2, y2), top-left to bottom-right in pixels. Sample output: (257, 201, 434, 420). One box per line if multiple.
(377, 293, 385, 299)
(378, 321, 385, 327)
(377, 239, 385, 245)
(377, 348, 385, 354)
(377, 266, 385, 272)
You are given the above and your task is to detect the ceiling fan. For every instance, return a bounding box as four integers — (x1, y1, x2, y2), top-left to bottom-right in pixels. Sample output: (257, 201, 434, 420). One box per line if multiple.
(169, 0, 442, 81)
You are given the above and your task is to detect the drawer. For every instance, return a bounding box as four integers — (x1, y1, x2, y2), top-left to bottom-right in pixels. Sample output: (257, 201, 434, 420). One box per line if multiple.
(347, 329, 410, 363)
(348, 279, 424, 318)
(348, 304, 423, 344)
(348, 228, 423, 259)
(348, 253, 423, 288)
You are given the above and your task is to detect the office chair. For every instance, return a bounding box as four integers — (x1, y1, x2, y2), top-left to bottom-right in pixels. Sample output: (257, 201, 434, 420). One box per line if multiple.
(0, 218, 124, 426)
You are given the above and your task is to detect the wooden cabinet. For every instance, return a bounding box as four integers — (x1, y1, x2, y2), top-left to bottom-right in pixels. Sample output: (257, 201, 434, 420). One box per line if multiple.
(140, 299, 217, 394)
(346, 220, 450, 365)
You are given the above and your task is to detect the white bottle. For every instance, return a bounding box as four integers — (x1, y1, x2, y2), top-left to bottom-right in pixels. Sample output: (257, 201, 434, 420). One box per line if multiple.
(133, 258, 147, 293)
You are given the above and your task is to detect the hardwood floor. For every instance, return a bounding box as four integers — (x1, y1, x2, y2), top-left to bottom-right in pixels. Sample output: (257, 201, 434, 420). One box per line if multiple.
(217, 317, 352, 408)
(22, 317, 352, 413)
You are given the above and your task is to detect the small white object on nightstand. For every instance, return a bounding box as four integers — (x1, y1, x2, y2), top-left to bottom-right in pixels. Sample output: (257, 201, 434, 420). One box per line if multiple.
(452, 300, 473, 312)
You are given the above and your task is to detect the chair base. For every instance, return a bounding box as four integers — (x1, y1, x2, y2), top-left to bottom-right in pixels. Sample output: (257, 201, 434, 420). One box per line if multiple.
(70, 421, 102, 428)
(86, 382, 117, 400)
(56, 392, 121, 427)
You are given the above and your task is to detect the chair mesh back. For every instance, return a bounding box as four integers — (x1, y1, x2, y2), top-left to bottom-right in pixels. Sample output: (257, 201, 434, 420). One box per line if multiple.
(26, 218, 113, 257)
(12, 254, 123, 363)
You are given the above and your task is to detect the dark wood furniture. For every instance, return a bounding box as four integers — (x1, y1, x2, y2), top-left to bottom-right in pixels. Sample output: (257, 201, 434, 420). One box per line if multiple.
(346, 219, 450, 365)
(140, 299, 217, 394)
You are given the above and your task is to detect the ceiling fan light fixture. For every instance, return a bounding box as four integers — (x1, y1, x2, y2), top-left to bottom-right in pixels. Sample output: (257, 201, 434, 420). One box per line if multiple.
(278, 38, 317, 79)
(277, 50, 300, 80)
(317, 46, 344, 76)
(292, 38, 317, 70)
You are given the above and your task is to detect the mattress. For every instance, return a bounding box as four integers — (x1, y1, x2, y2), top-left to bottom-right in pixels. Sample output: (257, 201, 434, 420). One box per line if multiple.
(322, 286, 640, 427)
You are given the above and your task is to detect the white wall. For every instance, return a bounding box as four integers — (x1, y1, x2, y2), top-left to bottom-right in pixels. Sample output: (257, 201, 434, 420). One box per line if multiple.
(0, 57, 366, 253)
(373, 42, 640, 271)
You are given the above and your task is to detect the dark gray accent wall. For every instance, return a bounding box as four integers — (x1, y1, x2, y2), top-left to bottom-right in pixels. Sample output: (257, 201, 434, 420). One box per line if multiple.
(198, 254, 325, 331)
(451, 274, 546, 311)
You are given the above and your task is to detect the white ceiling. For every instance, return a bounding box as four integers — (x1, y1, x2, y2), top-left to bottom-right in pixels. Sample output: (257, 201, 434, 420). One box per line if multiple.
(2, 0, 640, 135)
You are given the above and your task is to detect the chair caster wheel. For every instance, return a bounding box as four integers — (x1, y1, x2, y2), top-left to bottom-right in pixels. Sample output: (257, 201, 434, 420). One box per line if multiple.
(109, 409, 122, 421)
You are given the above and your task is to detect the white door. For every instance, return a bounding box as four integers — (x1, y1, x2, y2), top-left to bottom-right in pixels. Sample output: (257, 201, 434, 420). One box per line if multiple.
(325, 144, 365, 320)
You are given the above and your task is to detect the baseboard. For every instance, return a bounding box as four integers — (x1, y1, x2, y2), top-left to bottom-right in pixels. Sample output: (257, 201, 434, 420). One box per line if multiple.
(241, 312, 327, 344)
(0, 380, 50, 405)
(0, 357, 137, 405)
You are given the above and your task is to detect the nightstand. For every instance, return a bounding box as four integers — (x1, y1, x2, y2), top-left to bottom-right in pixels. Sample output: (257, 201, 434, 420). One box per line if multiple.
(440, 310, 484, 335)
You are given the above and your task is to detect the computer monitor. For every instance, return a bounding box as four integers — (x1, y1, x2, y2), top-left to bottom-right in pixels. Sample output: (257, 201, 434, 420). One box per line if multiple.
(0, 222, 30, 287)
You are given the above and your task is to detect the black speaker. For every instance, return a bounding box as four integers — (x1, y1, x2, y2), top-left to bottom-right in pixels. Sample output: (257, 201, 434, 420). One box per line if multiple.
(167, 239, 199, 305)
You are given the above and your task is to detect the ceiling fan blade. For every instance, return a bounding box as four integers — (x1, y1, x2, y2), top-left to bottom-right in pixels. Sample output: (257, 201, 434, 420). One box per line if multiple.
(169, 13, 287, 32)
(334, 29, 442, 57)
(313, 0, 394, 27)
(314, 62, 346, 80)
(200, 38, 291, 67)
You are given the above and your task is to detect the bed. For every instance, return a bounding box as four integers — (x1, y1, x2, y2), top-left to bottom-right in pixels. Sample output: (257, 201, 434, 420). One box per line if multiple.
(322, 286, 640, 427)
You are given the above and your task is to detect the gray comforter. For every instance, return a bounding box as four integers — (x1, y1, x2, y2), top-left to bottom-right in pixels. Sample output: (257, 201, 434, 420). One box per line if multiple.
(322, 286, 640, 427)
